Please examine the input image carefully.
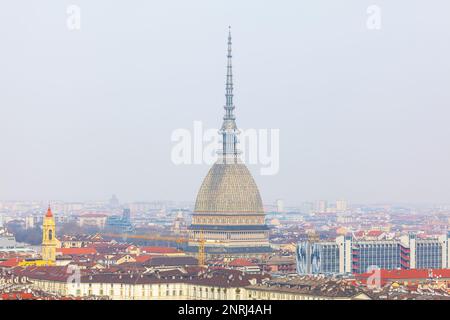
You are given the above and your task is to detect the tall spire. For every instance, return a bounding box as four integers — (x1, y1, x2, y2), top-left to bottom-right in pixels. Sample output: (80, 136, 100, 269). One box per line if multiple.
(225, 26, 234, 118)
(220, 26, 240, 159)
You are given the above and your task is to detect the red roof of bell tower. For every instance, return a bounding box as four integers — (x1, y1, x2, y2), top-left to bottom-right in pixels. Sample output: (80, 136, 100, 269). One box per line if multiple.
(46, 205, 53, 218)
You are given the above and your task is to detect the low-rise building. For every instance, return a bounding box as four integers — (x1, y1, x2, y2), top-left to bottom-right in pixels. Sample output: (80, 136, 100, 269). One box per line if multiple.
(6, 266, 268, 300)
(246, 276, 372, 300)
(76, 214, 108, 229)
(297, 233, 450, 275)
(228, 258, 261, 274)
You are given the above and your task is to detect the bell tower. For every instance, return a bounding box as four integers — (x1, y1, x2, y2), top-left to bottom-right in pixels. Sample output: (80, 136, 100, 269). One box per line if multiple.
(42, 205, 57, 263)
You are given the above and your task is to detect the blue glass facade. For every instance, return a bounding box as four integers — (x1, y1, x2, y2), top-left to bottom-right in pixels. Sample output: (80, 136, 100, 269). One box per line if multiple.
(296, 233, 450, 275)
(416, 242, 442, 269)
(296, 242, 340, 274)
(352, 242, 407, 274)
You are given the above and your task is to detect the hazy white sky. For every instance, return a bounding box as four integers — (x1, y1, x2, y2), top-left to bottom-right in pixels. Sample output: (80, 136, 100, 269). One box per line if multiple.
(0, 1, 450, 205)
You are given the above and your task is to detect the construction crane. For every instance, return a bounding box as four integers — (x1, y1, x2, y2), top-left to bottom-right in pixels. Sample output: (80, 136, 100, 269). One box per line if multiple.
(102, 231, 214, 267)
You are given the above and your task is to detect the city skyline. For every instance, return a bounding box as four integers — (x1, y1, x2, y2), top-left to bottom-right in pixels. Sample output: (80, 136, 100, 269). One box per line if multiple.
(2, 1, 450, 305)
(1, 1, 450, 204)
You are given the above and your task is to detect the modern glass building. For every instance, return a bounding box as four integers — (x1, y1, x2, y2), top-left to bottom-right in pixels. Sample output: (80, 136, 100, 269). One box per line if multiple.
(296, 232, 450, 275)
(296, 242, 340, 274)
(415, 241, 442, 269)
(297, 236, 350, 274)
(408, 233, 449, 270)
(351, 241, 409, 274)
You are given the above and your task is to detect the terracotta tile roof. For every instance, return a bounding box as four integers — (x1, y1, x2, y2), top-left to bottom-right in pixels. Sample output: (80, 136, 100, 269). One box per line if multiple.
(1, 292, 35, 300)
(57, 248, 97, 255)
(134, 255, 153, 263)
(229, 258, 256, 267)
(0, 257, 23, 268)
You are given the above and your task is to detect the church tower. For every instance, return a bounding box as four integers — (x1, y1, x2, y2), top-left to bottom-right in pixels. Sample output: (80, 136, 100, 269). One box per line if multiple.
(42, 205, 57, 263)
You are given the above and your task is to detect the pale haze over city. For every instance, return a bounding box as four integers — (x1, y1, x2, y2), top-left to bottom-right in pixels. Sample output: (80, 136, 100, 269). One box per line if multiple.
(3, 0, 450, 307)
(1, 1, 450, 204)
